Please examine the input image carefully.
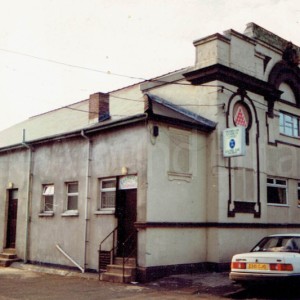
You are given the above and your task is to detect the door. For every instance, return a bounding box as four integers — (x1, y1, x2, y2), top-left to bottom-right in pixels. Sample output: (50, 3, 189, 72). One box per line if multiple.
(116, 189, 137, 257)
(6, 189, 18, 248)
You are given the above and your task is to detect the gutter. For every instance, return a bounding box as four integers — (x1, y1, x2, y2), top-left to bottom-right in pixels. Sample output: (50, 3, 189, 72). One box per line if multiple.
(85, 113, 148, 134)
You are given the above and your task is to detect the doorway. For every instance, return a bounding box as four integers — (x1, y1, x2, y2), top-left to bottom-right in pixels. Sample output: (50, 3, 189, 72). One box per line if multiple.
(6, 189, 18, 249)
(116, 189, 137, 257)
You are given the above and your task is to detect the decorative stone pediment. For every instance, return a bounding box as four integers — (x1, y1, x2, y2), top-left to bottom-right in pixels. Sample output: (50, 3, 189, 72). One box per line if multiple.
(268, 61, 300, 107)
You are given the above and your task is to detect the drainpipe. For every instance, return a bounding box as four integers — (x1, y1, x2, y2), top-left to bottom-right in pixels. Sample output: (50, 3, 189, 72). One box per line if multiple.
(81, 130, 91, 272)
(22, 129, 33, 264)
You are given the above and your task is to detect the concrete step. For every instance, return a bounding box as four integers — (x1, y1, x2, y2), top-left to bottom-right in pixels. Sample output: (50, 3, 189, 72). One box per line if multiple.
(0, 257, 20, 267)
(100, 256, 137, 283)
(3, 248, 16, 255)
(106, 264, 136, 276)
(114, 257, 136, 267)
(0, 253, 17, 259)
(101, 272, 134, 283)
(0, 249, 20, 267)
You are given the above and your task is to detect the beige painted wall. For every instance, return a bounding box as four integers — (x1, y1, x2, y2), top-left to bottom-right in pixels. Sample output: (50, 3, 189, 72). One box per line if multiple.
(146, 123, 208, 223)
(143, 121, 209, 267)
(144, 228, 206, 267)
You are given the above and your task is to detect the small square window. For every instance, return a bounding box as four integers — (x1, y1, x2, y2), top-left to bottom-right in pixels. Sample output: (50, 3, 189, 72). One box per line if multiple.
(98, 178, 116, 211)
(42, 184, 54, 212)
(276, 179, 286, 185)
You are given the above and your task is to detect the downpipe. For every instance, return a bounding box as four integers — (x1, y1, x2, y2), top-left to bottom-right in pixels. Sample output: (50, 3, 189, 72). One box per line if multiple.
(23, 130, 33, 264)
(81, 130, 91, 272)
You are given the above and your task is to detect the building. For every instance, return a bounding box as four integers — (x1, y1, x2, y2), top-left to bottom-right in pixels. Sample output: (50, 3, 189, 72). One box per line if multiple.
(0, 23, 299, 282)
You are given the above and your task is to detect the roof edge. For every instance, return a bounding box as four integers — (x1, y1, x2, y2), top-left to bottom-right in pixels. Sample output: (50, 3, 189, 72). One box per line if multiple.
(145, 93, 217, 132)
(0, 114, 148, 152)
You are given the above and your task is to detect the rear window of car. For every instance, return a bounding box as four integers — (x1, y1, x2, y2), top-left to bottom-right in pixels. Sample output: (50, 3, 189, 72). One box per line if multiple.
(252, 237, 300, 253)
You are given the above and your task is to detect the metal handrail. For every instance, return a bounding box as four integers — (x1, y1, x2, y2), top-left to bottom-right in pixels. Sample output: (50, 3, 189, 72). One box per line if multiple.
(121, 230, 138, 282)
(98, 226, 118, 279)
(100, 226, 118, 248)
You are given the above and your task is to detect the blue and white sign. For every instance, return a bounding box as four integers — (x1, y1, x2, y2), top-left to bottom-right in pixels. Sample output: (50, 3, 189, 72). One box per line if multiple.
(223, 127, 246, 157)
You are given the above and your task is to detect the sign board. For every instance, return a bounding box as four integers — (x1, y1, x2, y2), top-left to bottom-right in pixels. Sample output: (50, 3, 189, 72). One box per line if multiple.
(223, 127, 246, 157)
(234, 105, 248, 127)
(119, 175, 138, 190)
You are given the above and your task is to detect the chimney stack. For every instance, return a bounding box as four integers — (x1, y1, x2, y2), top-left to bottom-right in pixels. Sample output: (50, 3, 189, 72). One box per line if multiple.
(89, 92, 110, 123)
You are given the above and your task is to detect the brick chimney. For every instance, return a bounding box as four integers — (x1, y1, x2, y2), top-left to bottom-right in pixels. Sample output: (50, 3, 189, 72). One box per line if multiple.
(89, 92, 110, 123)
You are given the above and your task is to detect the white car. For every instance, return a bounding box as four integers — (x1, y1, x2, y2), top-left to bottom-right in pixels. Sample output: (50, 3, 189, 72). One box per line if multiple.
(230, 234, 300, 284)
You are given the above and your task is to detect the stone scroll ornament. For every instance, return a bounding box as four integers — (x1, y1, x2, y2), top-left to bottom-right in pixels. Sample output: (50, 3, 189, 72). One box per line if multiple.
(282, 42, 300, 66)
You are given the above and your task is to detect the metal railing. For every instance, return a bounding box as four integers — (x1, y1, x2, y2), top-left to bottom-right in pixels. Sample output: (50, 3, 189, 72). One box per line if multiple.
(121, 230, 137, 282)
(98, 227, 137, 283)
(98, 226, 118, 280)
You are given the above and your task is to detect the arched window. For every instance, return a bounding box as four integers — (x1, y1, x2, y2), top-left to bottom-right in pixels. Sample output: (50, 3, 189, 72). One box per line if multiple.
(279, 82, 297, 104)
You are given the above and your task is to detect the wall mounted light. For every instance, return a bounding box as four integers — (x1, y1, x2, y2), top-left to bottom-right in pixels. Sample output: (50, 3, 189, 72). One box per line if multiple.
(153, 125, 159, 137)
(121, 167, 128, 175)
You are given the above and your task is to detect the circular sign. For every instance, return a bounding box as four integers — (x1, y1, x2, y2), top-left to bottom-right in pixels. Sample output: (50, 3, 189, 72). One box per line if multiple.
(229, 139, 235, 149)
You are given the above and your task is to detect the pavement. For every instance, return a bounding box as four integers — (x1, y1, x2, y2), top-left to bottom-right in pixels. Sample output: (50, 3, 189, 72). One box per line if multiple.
(145, 272, 242, 297)
(6, 262, 242, 299)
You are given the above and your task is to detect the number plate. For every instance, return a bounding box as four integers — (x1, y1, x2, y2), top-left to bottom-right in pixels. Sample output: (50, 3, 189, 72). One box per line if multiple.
(247, 263, 269, 270)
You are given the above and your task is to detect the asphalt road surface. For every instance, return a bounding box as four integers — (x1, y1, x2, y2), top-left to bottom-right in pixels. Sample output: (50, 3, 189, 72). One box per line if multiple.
(2, 265, 299, 299)
(0, 267, 229, 300)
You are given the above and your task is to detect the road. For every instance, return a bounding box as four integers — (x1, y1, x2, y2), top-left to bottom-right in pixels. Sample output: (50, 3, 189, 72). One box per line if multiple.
(2, 265, 299, 299)
(0, 267, 231, 300)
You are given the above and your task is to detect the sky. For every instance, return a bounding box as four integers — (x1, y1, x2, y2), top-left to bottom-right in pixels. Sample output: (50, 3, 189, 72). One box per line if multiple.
(0, 0, 299, 131)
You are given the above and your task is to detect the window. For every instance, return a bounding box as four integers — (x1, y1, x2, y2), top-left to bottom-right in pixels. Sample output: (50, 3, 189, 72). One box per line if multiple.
(279, 82, 296, 105)
(267, 178, 287, 205)
(42, 184, 54, 212)
(279, 112, 300, 138)
(66, 182, 78, 211)
(99, 178, 116, 211)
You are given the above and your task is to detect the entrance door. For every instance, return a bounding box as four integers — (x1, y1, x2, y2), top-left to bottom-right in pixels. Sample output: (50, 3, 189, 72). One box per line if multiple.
(6, 189, 18, 249)
(116, 189, 137, 257)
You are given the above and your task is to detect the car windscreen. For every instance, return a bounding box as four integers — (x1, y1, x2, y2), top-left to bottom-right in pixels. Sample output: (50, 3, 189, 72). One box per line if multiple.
(251, 236, 300, 253)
